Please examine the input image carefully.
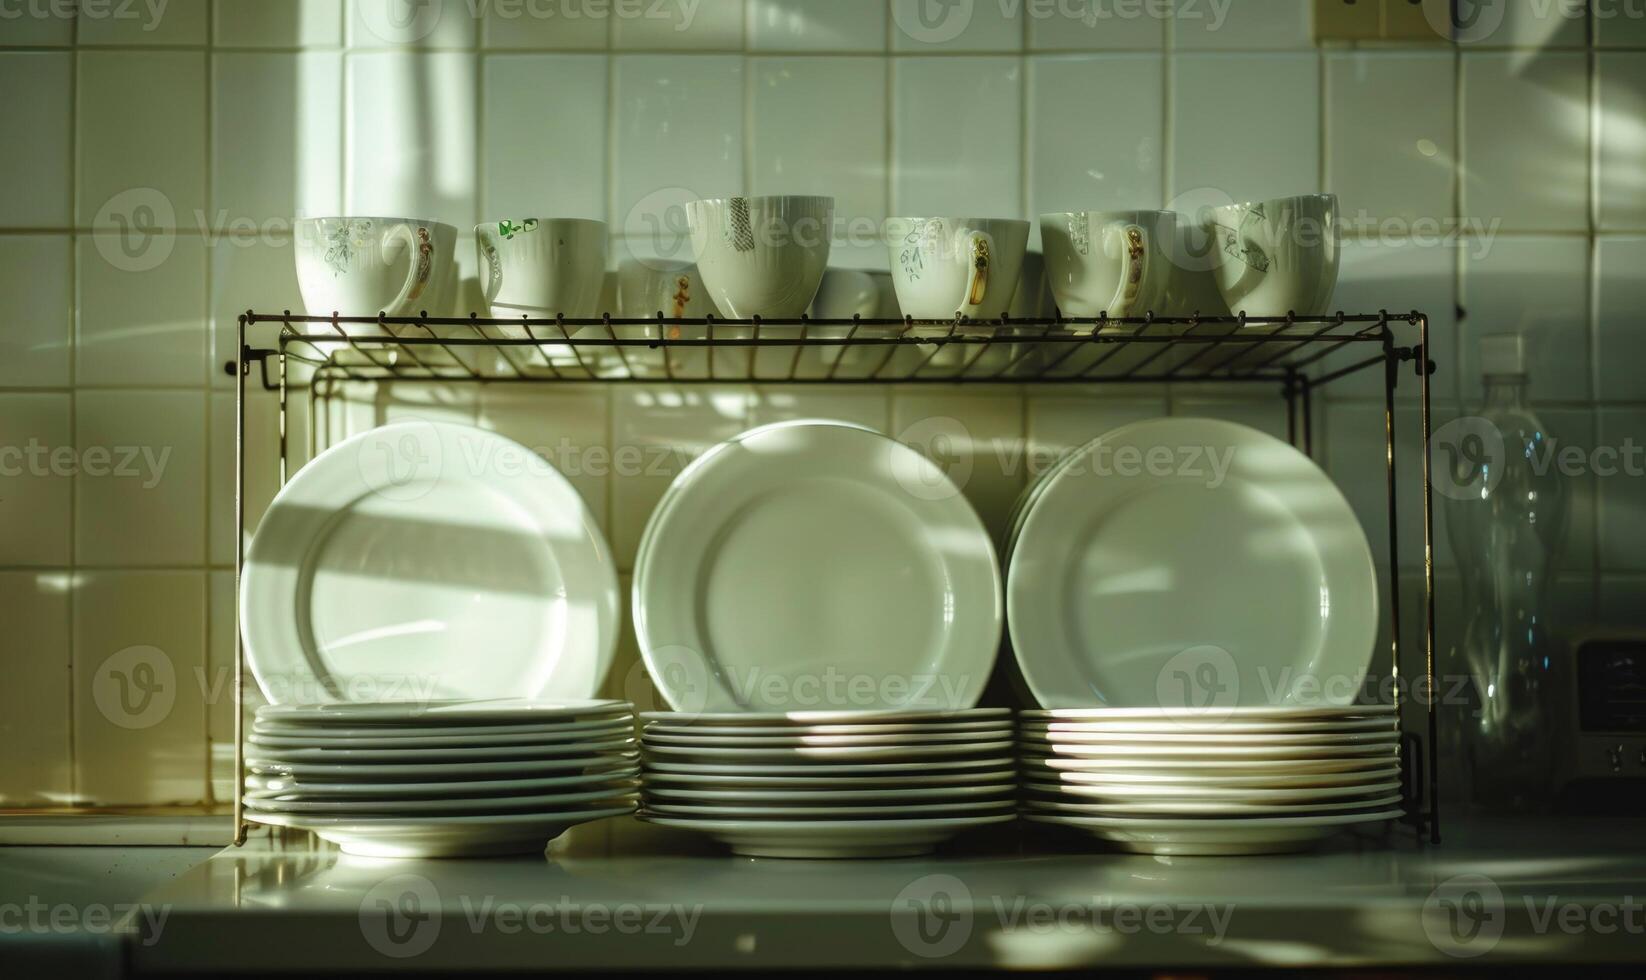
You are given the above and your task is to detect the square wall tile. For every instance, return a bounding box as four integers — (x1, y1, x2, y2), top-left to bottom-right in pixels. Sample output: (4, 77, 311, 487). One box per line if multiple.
(1598, 54, 1646, 232)
(611, 386, 749, 569)
(892, 57, 1022, 218)
(749, 386, 891, 431)
(215, 0, 344, 47)
(72, 572, 207, 807)
(1327, 51, 1455, 229)
(1461, 52, 1588, 233)
(476, 385, 611, 534)
(1598, 408, 1646, 572)
(754, 0, 885, 51)
(1029, 54, 1164, 215)
(0, 236, 71, 387)
(891, 387, 1025, 548)
(892, 0, 1021, 51)
(3, 6, 73, 44)
(209, 236, 305, 388)
(1325, 401, 1455, 572)
(0, 53, 71, 228)
(1459, 237, 1589, 403)
(346, 52, 478, 230)
(1026, 390, 1168, 479)
(613, 55, 744, 231)
(1317, 237, 1460, 403)
(482, 55, 608, 221)
(482, 1, 607, 48)
(1173, 395, 1291, 442)
(1171, 0, 1311, 49)
(0, 394, 72, 567)
(348, 0, 479, 48)
(612, 0, 743, 49)
(209, 390, 283, 567)
(77, 235, 209, 386)
(214, 53, 345, 225)
(1027, 1, 1165, 50)
(75, 390, 208, 567)
(1596, 237, 1646, 401)
(1170, 53, 1319, 203)
(1597, 5, 1646, 46)
(78, 51, 207, 229)
(1455, 0, 1586, 48)
(751, 57, 887, 227)
(0, 573, 72, 806)
(80, 0, 207, 44)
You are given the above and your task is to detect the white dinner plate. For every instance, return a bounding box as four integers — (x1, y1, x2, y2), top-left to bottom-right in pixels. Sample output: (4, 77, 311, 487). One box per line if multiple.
(644, 799, 1014, 819)
(1024, 794, 1404, 817)
(247, 783, 639, 815)
(1035, 765, 1399, 791)
(242, 423, 619, 705)
(641, 814, 1014, 858)
(633, 421, 1001, 713)
(249, 723, 634, 750)
(1020, 705, 1398, 722)
(647, 757, 1016, 777)
(253, 717, 634, 742)
(246, 738, 632, 764)
(1023, 742, 1396, 760)
(1019, 718, 1395, 736)
(1022, 779, 1401, 804)
(641, 720, 1012, 737)
(1021, 730, 1400, 747)
(642, 769, 1017, 789)
(640, 730, 1007, 748)
(1021, 754, 1395, 775)
(1009, 418, 1377, 709)
(246, 804, 636, 858)
(256, 699, 631, 726)
(643, 740, 1013, 762)
(248, 753, 638, 780)
(245, 767, 639, 799)
(1026, 809, 1402, 856)
(643, 783, 1014, 804)
(640, 708, 1010, 726)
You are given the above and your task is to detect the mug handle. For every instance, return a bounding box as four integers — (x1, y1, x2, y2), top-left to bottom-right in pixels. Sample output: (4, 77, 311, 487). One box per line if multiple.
(383, 222, 434, 314)
(959, 232, 991, 315)
(1103, 223, 1149, 317)
(475, 227, 502, 310)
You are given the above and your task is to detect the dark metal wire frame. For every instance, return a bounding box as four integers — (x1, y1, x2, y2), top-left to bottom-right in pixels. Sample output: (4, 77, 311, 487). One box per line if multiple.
(229, 309, 1440, 848)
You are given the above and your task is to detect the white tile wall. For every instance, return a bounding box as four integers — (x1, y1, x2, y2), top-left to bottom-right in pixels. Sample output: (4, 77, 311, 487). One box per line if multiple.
(3, 1, 1642, 815)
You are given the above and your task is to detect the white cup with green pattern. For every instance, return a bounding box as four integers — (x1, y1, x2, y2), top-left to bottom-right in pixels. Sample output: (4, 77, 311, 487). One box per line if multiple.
(476, 218, 608, 320)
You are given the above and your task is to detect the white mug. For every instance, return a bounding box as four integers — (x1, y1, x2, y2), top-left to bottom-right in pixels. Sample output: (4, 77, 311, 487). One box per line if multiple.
(476, 218, 607, 318)
(295, 216, 452, 318)
(1204, 194, 1339, 317)
(685, 195, 833, 318)
(1040, 210, 1176, 319)
(884, 217, 1030, 321)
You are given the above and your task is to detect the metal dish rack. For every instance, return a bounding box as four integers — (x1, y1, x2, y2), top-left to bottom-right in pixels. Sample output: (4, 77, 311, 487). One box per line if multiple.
(229, 310, 1441, 848)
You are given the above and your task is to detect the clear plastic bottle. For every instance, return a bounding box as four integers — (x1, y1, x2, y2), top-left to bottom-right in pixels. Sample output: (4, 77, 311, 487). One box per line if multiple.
(1443, 335, 1569, 811)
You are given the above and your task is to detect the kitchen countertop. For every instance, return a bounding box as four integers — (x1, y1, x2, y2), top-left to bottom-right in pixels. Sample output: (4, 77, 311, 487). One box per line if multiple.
(6, 814, 1624, 974)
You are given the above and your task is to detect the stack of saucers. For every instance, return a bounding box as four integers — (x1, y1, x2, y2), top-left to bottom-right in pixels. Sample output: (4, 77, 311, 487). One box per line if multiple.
(1019, 706, 1404, 856)
(638, 709, 1016, 858)
(244, 699, 639, 857)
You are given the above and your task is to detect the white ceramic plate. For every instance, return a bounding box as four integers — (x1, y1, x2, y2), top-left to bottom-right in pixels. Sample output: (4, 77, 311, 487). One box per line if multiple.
(1026, 809, 1402, 856)
(640, 731, 1007, 748)
(1023, 742, 1397, 760)
(1036, 766, 1400, 791)
(1024, 794, 1404, 817)
(641, 721, 1011, 737)
(247, 783, 639, 815)
(644, 783, 1014, 804)
(248, 753, 638, 780)
(633, 421, 1001, 713)
(1019, 718, 1395, 736)
(640, 709, 1011, 726)
(245, 768, 639, 799)
(641, 814, 1014, 858)
(253, 717, 634, 743)
(246, 738, 634, 765)
(1022, 779, 1402, 804)
(242, 423, 620, 705)
(1021, 754, 1395, 775)
(646, 757, 1016, 777)
(256, 699, 631, 726)
(249, 723, 634, 750)
(1021, 730, 1400, 747)
(1019, 705, 1397, 721)
(1008, 418, 1378, 709)
(642, 769, 1017, 789)
(643, 741, 1013, 762)
(246, 804, 636, 858)
(644, 799, 1014, 819)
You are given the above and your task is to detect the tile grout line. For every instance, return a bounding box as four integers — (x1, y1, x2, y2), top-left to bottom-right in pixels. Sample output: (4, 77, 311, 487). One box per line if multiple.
(65, 16, 80, 807)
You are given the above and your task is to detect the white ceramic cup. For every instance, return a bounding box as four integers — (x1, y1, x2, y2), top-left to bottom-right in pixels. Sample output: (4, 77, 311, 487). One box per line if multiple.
(476, 218, 608, 318)
(1040, 210, 1177, 319)
(295, 216, 452, 318)
(884, 217, 1031, 321)
(685, 195, 834, 318)
(1203, 194, 1339, 317)
(616, 258, 712, 320)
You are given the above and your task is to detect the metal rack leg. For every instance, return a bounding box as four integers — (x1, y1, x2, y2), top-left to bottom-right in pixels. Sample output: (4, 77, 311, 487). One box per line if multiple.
(1381, 335, 1417, 840)
(1419, 316, 1440, 844)
(233, 317, 248, 846)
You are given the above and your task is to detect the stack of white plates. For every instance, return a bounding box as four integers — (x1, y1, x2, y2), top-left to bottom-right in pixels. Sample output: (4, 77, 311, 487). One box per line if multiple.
(637, 710, 1016, 858)
(1019, 706, 1404, 855)
(244, 700, 640, 857)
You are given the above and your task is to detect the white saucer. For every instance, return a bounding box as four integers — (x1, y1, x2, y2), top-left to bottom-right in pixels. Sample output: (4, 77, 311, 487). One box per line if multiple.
(1025, 808, 1403, 856)
(246, 804, 636, 858)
